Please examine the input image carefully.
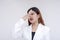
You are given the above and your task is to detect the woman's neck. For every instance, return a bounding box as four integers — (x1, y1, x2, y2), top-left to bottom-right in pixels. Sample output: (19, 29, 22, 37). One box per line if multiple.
(32, 21, 39, 32)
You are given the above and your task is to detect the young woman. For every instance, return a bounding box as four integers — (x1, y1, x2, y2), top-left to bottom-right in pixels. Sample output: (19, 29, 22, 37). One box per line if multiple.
(13, 7, 50, 40)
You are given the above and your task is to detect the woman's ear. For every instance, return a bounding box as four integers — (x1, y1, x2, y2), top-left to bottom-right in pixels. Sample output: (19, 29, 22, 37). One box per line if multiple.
(37, 14, 40, 19)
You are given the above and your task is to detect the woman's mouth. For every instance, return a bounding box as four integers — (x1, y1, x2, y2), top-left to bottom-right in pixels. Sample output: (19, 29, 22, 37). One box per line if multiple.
(30, 18, 33, 21)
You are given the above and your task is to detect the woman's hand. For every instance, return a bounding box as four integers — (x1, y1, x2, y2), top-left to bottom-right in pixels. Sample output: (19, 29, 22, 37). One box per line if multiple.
(22, 14, 30, 20)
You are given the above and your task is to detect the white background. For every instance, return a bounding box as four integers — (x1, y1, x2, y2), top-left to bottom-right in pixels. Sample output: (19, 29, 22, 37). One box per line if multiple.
(0, 0, 60, 40)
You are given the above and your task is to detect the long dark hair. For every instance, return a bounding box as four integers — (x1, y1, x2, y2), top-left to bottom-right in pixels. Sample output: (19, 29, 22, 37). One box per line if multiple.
(27, 7, 45, 26)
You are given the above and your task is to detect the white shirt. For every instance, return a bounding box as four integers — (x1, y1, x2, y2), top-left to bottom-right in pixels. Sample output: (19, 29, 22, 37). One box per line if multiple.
(12, 18, 50, 40)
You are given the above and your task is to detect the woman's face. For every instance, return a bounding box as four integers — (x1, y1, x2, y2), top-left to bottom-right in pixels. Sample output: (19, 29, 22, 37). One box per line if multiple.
(28, 10, 39, 24)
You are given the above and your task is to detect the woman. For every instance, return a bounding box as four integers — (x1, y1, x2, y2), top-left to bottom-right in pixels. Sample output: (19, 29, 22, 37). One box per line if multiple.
(13, 7, 50, 40)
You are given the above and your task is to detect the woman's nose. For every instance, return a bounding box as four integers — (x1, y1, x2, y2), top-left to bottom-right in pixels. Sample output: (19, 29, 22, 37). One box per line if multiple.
(29, 15, 32, 18)
(29, 14, 33, 16)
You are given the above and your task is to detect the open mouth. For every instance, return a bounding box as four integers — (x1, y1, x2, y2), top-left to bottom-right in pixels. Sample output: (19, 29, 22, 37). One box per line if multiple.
(29, 18, 33, 21)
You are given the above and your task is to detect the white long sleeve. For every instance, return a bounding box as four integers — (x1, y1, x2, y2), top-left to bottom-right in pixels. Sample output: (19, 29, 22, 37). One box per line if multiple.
(12, 18, 28, 40)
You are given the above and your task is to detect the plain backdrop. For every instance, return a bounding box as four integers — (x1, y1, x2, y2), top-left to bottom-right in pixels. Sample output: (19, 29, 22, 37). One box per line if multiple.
(0, 0, 60, 40)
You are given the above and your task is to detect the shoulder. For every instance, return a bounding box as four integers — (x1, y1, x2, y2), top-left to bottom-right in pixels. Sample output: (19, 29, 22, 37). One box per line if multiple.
(44, 26, 50, 32)
(39, 24, 50, 32)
